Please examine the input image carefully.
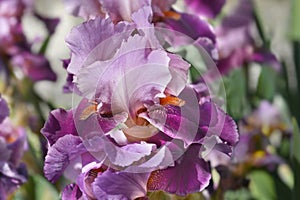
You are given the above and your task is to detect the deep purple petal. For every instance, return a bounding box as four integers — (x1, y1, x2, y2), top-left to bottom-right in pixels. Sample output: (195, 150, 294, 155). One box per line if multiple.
(216, 107, 239, 146)
(44, 135, 86, 182)
(220, 0, 253, 29)
(147, 144, 211, 195)
(251, 49, 281, 71)
(35, 13, 60, 35)
(0, 96, 9, 123)
(92, 170, 150, 200)
(144, 87, 218, 145)
(11, 52, 57, 82)
(164, 13, 216, 43)
(41, 109, 77, 146)
(185, 0, 226, 18)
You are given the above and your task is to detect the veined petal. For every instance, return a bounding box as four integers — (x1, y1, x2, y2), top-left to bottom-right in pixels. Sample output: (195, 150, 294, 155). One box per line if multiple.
(66, 17, 134, 75)
(41, 109, 76, 146)
(147, 144, 211, 195)
(44, 135, 86, 182)
(92, 170, 150, 200)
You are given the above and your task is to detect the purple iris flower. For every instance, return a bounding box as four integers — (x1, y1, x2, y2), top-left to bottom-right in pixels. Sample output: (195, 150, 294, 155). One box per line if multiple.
(42, 5, 238, 197)
(216, 0, 280, 75)
(0, 96, 27, 199)
(233, 101, 288, 169)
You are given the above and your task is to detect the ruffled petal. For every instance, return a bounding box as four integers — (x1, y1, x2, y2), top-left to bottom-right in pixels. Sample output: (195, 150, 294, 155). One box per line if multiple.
(41, 109, 77, 146)
(147, 144, 211, 196)
(44, 135, 86, 182)
(66, 17, 134, 75)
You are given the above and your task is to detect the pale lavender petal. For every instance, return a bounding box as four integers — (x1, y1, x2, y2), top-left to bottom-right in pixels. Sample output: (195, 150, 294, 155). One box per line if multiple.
(0, 96, 9, 123)
(166, 53, 190, 96)
(232, 134, 250, 163)
(102, 137, 156, 167)
(147, 144, 211, 195)
(66, 17, 134, 75)
(41, 109, 76, 146)
(64, 0, 104, 20)
(77, 34, 171, 109)
(92, 170, 150, 200)
(100, 0, 150, 22)
(185, 0, 226, 18)
(44, 135, 86, 182)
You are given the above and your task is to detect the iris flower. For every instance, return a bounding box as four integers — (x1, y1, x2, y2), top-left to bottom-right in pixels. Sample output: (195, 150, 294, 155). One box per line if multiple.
(42, 5, 238, 198)
(0, 96, 27, 199)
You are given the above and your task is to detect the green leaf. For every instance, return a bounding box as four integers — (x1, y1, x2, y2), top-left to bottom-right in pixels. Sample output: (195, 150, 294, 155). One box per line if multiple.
(12, 175, 59, 200)
(292, 118, 300, 163)
(224, 68, 249, 120)
(249, 170, 276, 200)
(290, 0, 300, 41)
(224, 188, 253, 200)
(291, 118, 300, 200)
(256, 66, 276, 100)
(189, 65, 201, 83)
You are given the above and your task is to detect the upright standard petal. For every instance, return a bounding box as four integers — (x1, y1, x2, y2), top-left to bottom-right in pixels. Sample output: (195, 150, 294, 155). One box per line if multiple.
(66, 17, 134, 75)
